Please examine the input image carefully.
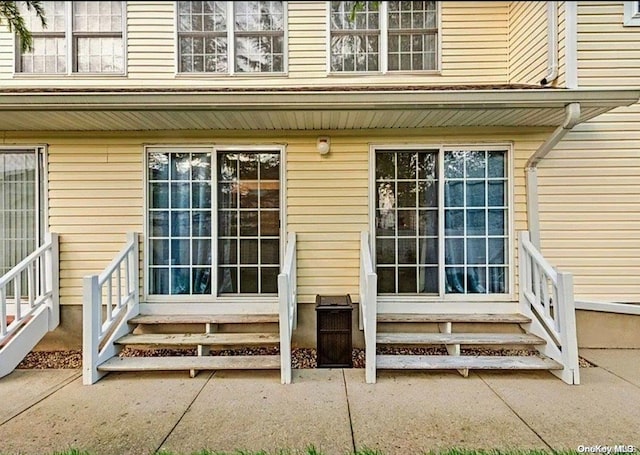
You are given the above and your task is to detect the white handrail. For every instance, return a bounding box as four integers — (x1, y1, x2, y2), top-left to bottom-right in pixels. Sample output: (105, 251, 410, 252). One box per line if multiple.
(0, 233, 59, 342)
(518, 230, 579, 385)
(278, 232, 296, 385)
(360, 231, 377, 384)
(83, 232, 139, 385)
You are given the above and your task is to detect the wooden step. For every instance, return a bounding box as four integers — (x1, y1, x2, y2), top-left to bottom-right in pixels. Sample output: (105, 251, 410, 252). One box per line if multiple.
(376, 332, 545, 346)
(98, 355, 281, 372)
(129, 314, 279, 325)
(115, 332, 279, 346)
(377, 313, 531, 324)
(376, 355, 562, 370)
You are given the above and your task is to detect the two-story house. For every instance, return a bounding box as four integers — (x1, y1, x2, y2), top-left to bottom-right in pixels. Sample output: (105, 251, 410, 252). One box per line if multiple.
(0, 1, 638, 385)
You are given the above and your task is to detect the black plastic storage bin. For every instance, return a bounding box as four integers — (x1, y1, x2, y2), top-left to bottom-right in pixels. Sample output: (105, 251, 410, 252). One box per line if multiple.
(315, 294, 353, 368)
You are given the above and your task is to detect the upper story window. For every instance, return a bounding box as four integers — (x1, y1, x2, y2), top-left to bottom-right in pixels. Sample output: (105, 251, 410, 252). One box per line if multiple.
(330, 1, 438, 73)
(177, 1, 286, 74)
(17, 1, 125, 74)
(624, 1, 640, 26)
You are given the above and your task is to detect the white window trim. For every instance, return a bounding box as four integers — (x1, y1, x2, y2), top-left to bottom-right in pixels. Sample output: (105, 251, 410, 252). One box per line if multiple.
(143, 143, 286, 303)
(0, 145, 48, 247)
(174, 1, 289, 77)
(13, 1, 127, 77)
(369, 143, 515, 303)
(326, 1, 441, 75)
(624, 1, 640, 26)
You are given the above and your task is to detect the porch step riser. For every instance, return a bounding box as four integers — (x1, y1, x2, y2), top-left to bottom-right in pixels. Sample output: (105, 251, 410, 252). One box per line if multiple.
(116, 332, 279, 346)
(376, 355, 562, 370)
(376, 333, 545, 346)
(98, 355, 281, 372)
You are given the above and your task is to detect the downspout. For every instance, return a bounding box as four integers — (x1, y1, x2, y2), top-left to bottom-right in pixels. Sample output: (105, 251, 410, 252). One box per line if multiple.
(526, 103, 581, 248)
(540, 1, 559, 86)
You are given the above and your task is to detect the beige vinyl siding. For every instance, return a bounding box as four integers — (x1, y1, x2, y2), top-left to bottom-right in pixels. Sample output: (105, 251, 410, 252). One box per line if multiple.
(2, 129, 547, 306)
(557, 1, 567, 87)
(508, 1, 547, 85)
(0, 1, 510, 87)
(538, 1, 640, 303)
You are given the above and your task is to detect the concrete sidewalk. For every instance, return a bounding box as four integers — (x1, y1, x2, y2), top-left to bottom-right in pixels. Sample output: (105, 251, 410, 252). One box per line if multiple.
(0, 349, 639, 455)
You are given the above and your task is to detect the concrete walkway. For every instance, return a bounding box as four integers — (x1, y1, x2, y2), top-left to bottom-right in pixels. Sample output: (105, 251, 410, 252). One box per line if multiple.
(0, 350, 639, 455)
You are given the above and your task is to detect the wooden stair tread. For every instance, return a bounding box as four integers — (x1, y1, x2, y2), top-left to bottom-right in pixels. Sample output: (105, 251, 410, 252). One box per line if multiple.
(115, 332, 279, 346)
(376, 355, 562, 370)
(376, 332, 545, 345)
(98, 355, 281, 371)
(377, 313, 531, 324)
(129, 314, 279, 325)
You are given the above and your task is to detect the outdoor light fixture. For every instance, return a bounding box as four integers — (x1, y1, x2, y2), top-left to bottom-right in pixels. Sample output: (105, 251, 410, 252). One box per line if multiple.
(317, 136, 330, 155)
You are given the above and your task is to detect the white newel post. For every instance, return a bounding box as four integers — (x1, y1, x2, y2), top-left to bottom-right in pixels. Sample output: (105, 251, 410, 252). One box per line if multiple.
(83, 275, 101, 385)
(278, 273, 291, 384)
(365, 274, 377, 384)
(127, 232, 139, 311)
(557, 271, 580, 385)
(45, 233, 60, 330)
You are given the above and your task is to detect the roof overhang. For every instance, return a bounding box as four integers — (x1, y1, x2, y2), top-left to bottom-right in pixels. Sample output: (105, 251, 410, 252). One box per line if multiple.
(0, 88, 637, 131)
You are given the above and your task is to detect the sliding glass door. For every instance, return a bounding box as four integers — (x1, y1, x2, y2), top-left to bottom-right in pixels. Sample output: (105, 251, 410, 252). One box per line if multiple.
(147, 147, 281, 298)
(374, 147, 509, 297)
(0, 149, 43, 279)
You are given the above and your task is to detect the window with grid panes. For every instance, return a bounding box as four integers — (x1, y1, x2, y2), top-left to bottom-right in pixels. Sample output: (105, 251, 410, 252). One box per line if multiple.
(330, 1, 438, 73)
(374, 148, 509, 296)
(17, 1, 124, 74)
(177, 1, 285, 74)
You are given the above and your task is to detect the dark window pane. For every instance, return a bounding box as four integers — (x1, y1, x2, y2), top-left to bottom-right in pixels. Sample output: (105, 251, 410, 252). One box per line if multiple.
(445, 238, 464, 265)
(377, 267, 395, 293)
(398, 267, 416, 293)
(149, 183, 169, 208)
(444, 152, 464, 178)
(260, 211, 279, 236)
(419, 238, 438, 264)
(418, 181, 437, 207)
(488, 209, 506, 235)
(397, 182, 416, 207)
(398, 238, 416, 264)
(150, 211, 169, 237)
(397, 152, 417, 179)
(239, 182, 259, 208)
(171, 267, 190, 294)
(171, 153, 191, 180)
(259, 153, 279, 179)
(466, 181, 485, 207)
(261, 267, 279, 293)
(191, 182, 211, 208)
(218, 211, 237, 237)
(488, 151, 505, 178)
(192, 211, 211, 237)
(489, 267, 507, 293)
(150, 268, 169, 294)
(444, 181, 463, 207)
(467, 238, 486, 265)
(191, 153, 211, 180)
(218, 183, 238, 208)
(151, 239, 169, 265)
(171, 182, 191, 208)
(218, 239, 237, 265)
(218, 152, 237, 181)
(466, 209, 486, 236)
(418, 152, 437, 179)
(259, 182, 279, 208)
(466, 151, 486, 178)
(397, 210, 416, 236)
(192, 239, 211, 265)
(488, 181, 506, 207)
(376, 238, 395, 265)
(240, 239, 258, 264)
(239, 153, 258, 179)
(418, 267, 438, 293)
(418, 210, 437, 236)
(444, 209, 463, 236)
(149, 152, 169, 180)
(445, 267, 465, 293)
(171, 239, 190, 266)
(376, 209, 396, 236)
(171, 211, 190, 237)
(261, 239, 279, 264)
(467, 267, 487, 294)
(192, 268, 211, 294)
(240, 211, 259, 236)
(218, 267, 238, 294)
(376, 152, 395, 180)
(240, 267, 259, 293)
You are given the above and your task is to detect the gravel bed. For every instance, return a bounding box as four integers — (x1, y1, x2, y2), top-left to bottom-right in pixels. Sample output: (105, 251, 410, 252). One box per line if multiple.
(16, 347, 595, 369)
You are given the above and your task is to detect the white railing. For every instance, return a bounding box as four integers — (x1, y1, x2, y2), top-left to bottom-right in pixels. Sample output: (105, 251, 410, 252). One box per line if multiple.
(278, 232, 296, 385)
(0, 233, 59, 379)
(83, 232, 139, 385)
(359, 231, 377, 384)
(518, 230, 579, 385)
